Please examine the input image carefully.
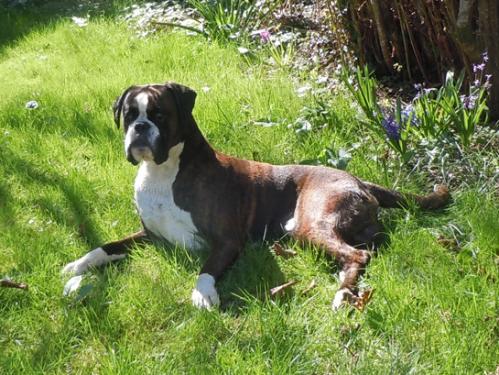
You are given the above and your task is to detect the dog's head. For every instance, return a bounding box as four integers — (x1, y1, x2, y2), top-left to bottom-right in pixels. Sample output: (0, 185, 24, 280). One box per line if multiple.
(113, 82, 197, 165)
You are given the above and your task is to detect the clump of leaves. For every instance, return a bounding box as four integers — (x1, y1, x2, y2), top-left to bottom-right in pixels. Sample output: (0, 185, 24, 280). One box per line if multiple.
(408, 125, 498, 189)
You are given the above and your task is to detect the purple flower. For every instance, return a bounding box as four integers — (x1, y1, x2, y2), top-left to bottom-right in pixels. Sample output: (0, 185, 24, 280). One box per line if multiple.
(413, 85, 436, 101)
(460, 94, 478, 110)
(381, 115, 401, 141)
(258, 29, 271, 43)
(401, 107, 419, 127)
(484, 74, 492, 89)
(482, 51, 489, 63)
(473, 63, 486, 73)
(413, 83, 423, 100)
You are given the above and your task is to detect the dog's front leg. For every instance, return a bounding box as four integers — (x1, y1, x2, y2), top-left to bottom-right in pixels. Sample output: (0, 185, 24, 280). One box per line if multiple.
(62, 230, 149, 276)
(192, 241, 241, 310)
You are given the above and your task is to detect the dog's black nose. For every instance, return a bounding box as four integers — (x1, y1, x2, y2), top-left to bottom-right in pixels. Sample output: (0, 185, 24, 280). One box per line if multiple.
(134, 122, 150, 133)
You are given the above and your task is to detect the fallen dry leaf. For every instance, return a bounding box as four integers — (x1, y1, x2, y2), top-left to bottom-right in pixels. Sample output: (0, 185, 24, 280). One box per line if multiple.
(1, 278, 28, 290)
(271, 242, 297, 258)
(437, 235, 460, 252)
(353, 289, 374, 311)
(301, 279, 317, 295)
(270, 280, 298, 297)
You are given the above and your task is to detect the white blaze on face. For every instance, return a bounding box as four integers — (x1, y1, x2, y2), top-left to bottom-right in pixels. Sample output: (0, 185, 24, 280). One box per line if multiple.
(136, 92, 149, 118)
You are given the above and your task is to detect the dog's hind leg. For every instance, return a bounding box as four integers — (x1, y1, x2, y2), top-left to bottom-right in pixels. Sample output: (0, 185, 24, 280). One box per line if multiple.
(62, 230, 149, 276)
(310, 235, 371, 310)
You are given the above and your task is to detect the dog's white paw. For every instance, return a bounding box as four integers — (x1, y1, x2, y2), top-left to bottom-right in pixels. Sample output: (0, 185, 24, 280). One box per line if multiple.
(61, 248, 126, 276)
(62, 257, 89, 276)
(63, 275, 85, 296)
(331, 288, 354, 311)
(191, 273, 219, 310)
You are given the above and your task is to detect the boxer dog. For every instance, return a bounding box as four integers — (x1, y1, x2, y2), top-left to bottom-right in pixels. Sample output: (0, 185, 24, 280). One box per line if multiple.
(62, 82, 450, 310)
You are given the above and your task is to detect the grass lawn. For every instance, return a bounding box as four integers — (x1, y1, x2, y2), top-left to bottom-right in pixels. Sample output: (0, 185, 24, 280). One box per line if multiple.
(0, 2, 498, 374)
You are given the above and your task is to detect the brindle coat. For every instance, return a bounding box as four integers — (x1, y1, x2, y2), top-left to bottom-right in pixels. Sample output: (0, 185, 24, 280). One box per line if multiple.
(66, 82, 450, 309)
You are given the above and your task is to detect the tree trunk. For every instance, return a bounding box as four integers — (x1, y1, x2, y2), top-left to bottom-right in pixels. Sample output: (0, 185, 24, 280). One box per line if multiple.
(479, 0, 499, 121)
(369, 0, 393, 73)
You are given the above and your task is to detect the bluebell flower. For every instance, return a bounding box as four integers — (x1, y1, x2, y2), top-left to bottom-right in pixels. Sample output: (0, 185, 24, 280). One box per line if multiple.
(460, 94, 478, 110)
(484, 74, 492, 89)
(381, 115, 401, 141)
(401, 106, 419, 127)
(473, 63, 485, 73)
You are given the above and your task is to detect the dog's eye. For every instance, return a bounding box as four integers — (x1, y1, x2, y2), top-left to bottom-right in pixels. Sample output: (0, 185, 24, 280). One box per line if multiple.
(125, 108, 138, 120)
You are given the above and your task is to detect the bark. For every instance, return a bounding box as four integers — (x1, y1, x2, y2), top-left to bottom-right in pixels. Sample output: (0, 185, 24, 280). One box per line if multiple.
(369, 0, 393, 72)
(456, 0, 480, 59)
(479, 0, 499, 120)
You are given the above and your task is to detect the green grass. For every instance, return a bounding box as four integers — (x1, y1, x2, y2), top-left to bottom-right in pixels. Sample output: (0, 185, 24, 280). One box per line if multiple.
(1, 4, 498, 374)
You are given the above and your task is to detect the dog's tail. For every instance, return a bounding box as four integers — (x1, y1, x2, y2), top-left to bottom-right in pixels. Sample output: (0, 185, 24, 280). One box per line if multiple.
(364, 182, 450, 210)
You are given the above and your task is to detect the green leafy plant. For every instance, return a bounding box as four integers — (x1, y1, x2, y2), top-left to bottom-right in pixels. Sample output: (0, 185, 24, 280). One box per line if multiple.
(187, 0, 262, 43)
(266, 40, 296, 67)
(341, 66, 413, 162)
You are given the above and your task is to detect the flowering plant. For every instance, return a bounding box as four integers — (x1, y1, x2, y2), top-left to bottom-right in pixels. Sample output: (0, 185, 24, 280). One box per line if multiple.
(341, 66, 414, 161)
(412, 53, 490, 146)
(342, 54, 491, 162)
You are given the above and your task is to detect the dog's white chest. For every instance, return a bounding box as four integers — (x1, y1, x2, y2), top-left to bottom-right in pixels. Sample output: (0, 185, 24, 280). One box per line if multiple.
(134, 143, 202, 250)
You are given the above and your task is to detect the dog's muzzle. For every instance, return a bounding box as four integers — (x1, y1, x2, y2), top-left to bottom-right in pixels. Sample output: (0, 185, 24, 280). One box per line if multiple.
(125, 121, 160, 165)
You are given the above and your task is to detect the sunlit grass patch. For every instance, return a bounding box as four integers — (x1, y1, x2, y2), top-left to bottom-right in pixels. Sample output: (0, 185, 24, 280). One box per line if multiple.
(0, 5, 498, 375)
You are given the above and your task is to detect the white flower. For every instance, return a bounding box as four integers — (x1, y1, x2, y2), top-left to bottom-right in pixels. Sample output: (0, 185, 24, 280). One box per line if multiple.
(25, 100, 39, 109)
(316, 76, 328, 84)
(71, 17, 88, 27)
(296, 84, 312, 97)
(445, 71, 454, 84)
(237, 47, 250, 55)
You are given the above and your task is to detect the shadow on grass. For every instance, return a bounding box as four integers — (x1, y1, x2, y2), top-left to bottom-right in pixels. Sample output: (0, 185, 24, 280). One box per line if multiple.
(149, 240, 287, 314)
(0, 0, 133, 54)
(0, 146, 105, 251)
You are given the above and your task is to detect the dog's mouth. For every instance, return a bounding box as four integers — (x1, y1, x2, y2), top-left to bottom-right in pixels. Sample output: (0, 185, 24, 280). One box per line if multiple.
(125, 121, 163, 165)
(126, 136, 156, 165)
(130, 144, 154, 163)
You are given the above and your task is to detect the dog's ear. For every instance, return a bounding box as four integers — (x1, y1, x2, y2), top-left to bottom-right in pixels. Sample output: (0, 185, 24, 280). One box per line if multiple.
(165, 82, 197, 119)
(112, 86, 133, 128)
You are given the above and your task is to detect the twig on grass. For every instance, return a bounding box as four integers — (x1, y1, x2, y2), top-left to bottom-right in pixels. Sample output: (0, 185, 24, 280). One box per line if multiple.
(270, 280, 298, 297)
(270, 241, 297, 258)
(301, 279, 317, 295)
(1, 278, 28, 290)
(152, 21, 207, 36)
